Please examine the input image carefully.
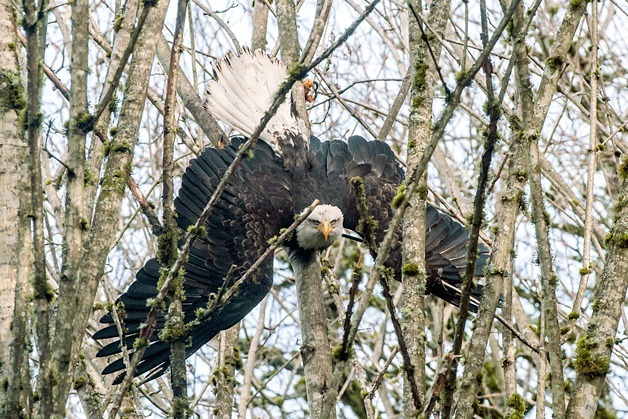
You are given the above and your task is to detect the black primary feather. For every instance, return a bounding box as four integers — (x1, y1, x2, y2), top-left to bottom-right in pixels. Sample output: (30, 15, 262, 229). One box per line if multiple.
(94, 136, 491, 383)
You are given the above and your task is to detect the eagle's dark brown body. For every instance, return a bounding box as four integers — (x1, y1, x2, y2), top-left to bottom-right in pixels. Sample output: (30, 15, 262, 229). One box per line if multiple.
(94, 50, 489, 383)
(94, 136, 489, 382)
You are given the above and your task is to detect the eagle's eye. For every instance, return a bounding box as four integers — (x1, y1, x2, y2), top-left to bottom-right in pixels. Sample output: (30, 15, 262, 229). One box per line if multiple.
(330, 220, 336, 225)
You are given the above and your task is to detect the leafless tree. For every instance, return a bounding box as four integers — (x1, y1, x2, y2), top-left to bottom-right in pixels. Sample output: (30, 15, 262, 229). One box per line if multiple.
(0, 0, 626, 417)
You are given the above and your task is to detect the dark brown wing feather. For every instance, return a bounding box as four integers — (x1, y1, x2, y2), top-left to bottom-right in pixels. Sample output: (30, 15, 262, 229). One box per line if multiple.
(303, 136, 490, 310)
(94, 138, 294, 382)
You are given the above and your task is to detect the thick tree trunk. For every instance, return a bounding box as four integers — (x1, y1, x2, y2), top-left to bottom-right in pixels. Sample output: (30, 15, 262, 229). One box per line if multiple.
(566, 173, 628, 418)
(213, 327, 241, 417)
(0, 1, 33, 413)
(0, 0, 24, 372)
(288, 250, 334, 418)
(403, 0, 451, 414)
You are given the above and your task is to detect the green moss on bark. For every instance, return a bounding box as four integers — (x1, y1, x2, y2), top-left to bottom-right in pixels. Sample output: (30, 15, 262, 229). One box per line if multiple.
(506, 394, 526, 419)
(411, 62, 429, 109)
(546, 56, 565, 71)
(73, 111, 94, 134)
(402, 263, 420, 276)
(0, 69, 27, 112)
(619, 155, 628, 180)
(605, 229, 628, 249)
(569, 0, 588, 10)
(350, 176, 378, 246)
(573, 335, 611, 378)
(392, 183, 406, 209)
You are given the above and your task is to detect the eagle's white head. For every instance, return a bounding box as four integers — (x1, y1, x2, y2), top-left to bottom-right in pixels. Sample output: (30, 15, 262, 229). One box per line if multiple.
(296, 205, 344, 250)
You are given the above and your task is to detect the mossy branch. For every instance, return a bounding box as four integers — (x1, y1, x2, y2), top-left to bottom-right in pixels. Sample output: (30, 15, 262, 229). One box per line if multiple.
(349, 176, 378, 249)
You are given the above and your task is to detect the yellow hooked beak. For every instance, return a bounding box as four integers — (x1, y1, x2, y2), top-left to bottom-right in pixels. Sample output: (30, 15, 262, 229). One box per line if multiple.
(318, 219, 333, 241)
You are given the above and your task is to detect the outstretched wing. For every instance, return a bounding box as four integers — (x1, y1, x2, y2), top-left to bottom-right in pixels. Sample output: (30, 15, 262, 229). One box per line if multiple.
(94, 138, 294, 382)
(303, 136, 490, 309)
(424, 205, 491, 308)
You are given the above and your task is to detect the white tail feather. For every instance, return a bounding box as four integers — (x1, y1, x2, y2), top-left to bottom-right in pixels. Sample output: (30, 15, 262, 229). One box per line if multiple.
(204, 49, 310, 152)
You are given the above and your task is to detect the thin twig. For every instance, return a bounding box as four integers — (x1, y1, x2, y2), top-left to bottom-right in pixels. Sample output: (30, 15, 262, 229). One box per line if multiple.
(92, 5, 151, 123)
(316, 69, 379, 139)
(408, 4, 450, 98)
(367, 346, 399, 400)
(161, 0, 191, 406)
(446, 0, 504, 412)
(127, 178, 162, 235)
(571, 0, 599, 329)
(378, 271, 421, 410)
(423, 353, 456, 416)
(439, 282, 540, 354)
(341, 254, 363, 355)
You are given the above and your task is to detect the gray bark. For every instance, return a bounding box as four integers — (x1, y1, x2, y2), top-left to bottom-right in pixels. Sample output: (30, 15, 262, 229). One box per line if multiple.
(0, 0, 33, 413)
(566, 172, 628, 417)
(402, 0, 452, 412)
(51, 0, 90, 411)
(0, 0, 24, 373)
(288, 250, 335, 418)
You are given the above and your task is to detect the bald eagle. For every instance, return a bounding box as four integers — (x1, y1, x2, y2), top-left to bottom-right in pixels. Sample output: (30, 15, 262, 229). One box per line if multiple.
(94, 50, 490, 383)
